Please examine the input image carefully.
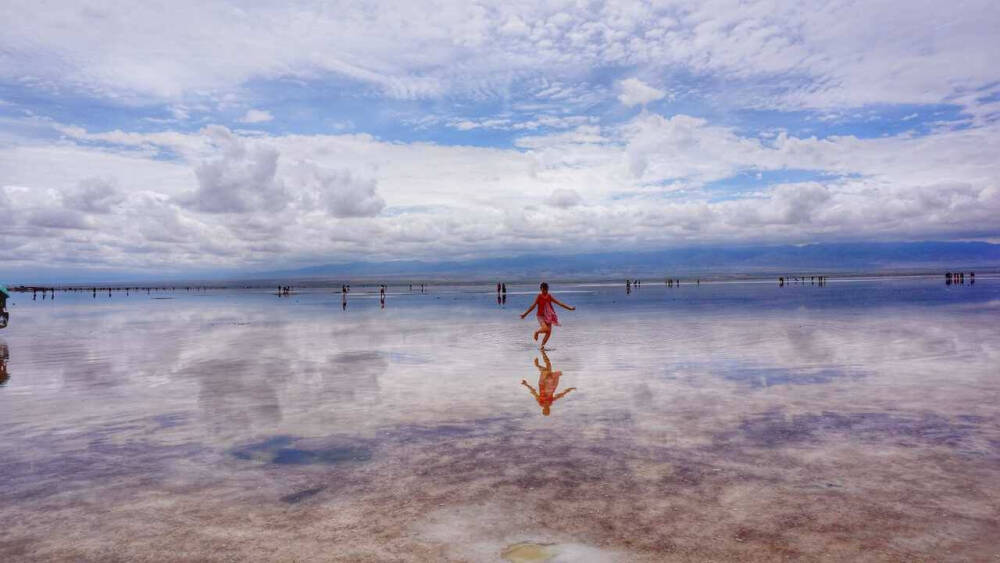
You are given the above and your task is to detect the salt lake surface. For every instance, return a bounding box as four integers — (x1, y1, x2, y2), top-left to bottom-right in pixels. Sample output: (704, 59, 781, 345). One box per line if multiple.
(1, 277, 998, 561)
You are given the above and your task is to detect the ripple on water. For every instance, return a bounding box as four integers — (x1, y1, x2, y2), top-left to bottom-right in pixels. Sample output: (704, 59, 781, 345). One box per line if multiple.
(230, 435, 373, 465)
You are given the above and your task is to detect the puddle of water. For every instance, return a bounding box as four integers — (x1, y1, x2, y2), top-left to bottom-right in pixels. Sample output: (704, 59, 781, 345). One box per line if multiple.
(500, 542, 563, 562)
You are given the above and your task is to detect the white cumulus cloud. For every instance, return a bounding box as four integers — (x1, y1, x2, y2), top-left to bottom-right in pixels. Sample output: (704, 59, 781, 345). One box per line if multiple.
(2, 106, 999, 274)
(237, 109, 274, 123)
(180, 126, 286, 213)
(292, 162, 385, 219)
(63, 177, 125, 214)
(618, 78, 667, 107)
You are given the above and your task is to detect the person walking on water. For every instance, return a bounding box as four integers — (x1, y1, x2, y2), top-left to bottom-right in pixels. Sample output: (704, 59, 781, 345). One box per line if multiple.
(520, 282, 575, 350)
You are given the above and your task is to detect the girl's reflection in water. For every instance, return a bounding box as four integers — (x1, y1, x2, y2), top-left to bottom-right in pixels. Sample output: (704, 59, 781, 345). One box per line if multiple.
(521, 349, 575, 416)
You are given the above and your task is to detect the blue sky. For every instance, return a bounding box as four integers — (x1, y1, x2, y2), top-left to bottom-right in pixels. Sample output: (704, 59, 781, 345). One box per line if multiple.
(1, 1, 999, 277)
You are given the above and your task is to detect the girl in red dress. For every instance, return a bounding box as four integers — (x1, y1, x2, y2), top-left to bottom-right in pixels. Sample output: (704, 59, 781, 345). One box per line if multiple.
(520, 282, 575, 350)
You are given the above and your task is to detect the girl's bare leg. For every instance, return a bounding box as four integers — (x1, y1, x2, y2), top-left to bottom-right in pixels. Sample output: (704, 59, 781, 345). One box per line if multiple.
(534, 317, 547, 341)
(539, 326, 552, 349)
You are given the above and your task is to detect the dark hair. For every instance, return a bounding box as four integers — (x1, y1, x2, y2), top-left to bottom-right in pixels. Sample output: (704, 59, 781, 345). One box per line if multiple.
(540, 282, 549, 291)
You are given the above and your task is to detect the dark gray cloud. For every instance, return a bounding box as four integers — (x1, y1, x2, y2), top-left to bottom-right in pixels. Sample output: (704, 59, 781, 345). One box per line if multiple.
(545, 188, 582, 209)
(28, 208, 91, 230)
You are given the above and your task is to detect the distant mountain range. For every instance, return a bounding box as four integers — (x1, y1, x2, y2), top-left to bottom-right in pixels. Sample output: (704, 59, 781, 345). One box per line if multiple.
(6, 241, 998, 285)
(250, 241, 1000, 282)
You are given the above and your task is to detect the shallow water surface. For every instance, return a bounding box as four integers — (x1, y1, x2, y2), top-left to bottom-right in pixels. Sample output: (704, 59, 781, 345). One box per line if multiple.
(1, 278, 998, 561)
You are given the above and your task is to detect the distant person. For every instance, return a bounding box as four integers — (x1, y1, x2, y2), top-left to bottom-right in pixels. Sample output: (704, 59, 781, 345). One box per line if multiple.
(502, 283, 507, 295)
(521, 350, 575, 416)
(0, 287, 9, 328)
(497, 282, 501, 294)
(520, 282, 575, 350)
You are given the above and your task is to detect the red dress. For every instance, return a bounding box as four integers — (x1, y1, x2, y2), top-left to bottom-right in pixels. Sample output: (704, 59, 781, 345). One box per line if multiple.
(536, 293, 560, 326)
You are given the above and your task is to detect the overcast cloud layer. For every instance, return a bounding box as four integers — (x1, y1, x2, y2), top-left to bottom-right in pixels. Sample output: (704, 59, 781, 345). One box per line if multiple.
(1, 0, 999, 275)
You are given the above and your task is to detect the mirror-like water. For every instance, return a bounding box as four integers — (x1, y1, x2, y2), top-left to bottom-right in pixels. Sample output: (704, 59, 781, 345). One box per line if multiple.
(1, 278, 998, 561)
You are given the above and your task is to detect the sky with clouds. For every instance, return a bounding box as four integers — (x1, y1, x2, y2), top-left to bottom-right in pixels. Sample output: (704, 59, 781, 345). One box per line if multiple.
(1, 0, 999, 277)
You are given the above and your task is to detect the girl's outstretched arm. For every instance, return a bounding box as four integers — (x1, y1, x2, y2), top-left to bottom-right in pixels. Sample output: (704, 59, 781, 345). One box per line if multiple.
(553, 387, 577, 400)
(551, 296, 576, 311)
(521, 380, 540, 398)
(520, 296, 539, 318)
